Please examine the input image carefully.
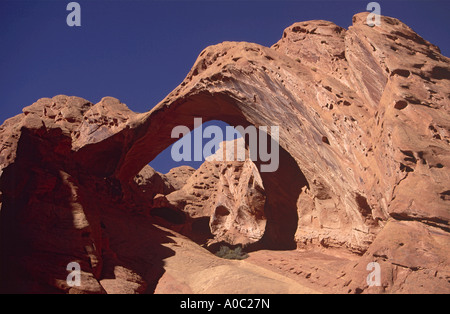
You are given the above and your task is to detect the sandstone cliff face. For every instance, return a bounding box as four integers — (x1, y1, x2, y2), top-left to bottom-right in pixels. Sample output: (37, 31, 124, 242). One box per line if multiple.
(0, 12, 449, 294)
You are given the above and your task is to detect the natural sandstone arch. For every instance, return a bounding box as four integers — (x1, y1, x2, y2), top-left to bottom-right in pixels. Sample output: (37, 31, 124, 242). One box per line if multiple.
(74, 13, 450, 257)
(0, 12, 449, 293)
(99, 90, 310, 249)
(72, 40, 356, 252)
(74, 40, 378, 253)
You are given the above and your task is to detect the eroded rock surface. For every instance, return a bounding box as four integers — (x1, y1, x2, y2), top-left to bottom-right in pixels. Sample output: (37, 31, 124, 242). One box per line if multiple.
(0, 12, 449, 293)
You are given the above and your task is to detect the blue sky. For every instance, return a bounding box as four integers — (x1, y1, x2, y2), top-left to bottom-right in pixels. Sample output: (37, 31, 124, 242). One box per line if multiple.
(1, 0, 449, 172)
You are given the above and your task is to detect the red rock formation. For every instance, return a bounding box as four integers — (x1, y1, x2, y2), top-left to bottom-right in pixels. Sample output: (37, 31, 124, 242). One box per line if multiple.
(0, 12, 449, 293)
(130, 139, 266, 248)
(165, 153, 267, 247)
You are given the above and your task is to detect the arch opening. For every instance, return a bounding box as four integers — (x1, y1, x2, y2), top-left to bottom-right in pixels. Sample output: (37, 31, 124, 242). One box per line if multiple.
(118, 92, 310, 250)
(149, 120, 242, 174)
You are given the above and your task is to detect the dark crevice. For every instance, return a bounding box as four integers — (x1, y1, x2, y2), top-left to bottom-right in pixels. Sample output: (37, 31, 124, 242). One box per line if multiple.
(390, 213, 450, 233)
(355, 193, 372, 218)
(150, 207, 186, 225)
(440, 190, 450, 201)
(430, 66, 450, 80)
(399, 163, 414, 172)
(190, 217, 214, 244)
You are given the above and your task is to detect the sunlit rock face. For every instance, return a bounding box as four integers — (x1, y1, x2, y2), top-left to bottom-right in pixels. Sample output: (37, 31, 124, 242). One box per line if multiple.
(0, 12, 449, 293)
